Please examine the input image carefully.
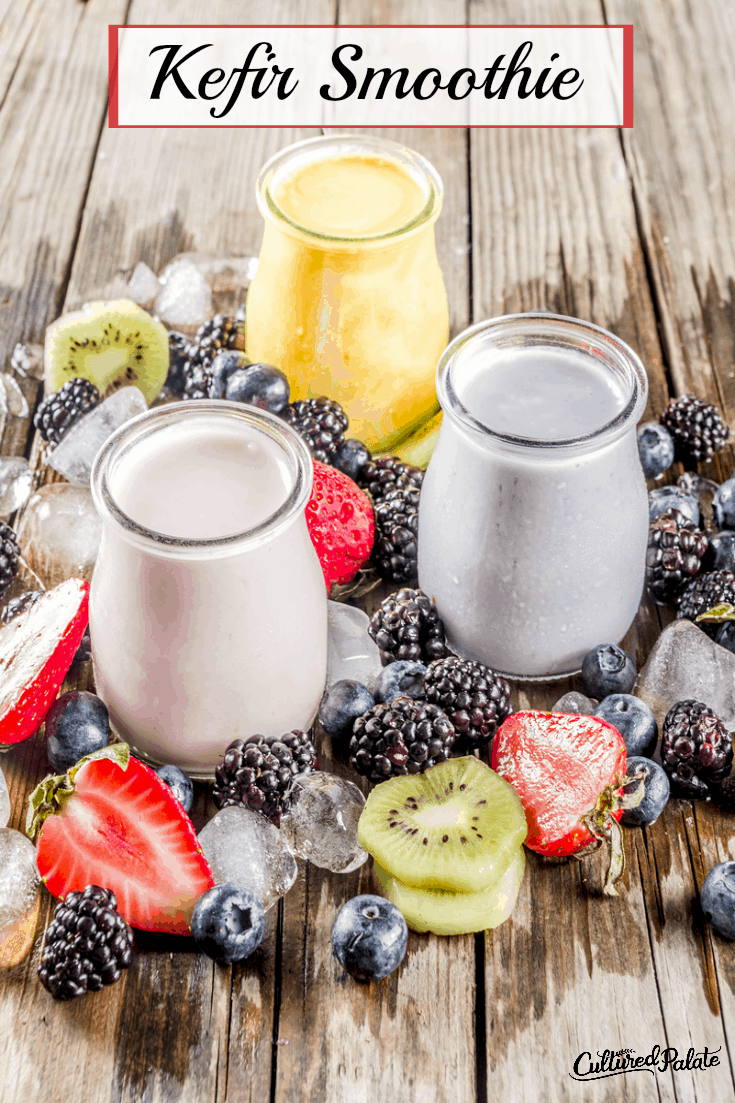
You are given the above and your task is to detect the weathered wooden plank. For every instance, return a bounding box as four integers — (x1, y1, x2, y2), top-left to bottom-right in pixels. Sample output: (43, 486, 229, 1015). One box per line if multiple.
(273, 3, 475, 1101)
(607, 0, 735, 483)
(466, 2, 693, 1099)
(0, 0, 128, 461)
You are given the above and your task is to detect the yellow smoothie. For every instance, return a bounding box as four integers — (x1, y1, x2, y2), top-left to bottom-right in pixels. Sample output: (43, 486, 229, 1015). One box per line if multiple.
(246, 138, 449, 451)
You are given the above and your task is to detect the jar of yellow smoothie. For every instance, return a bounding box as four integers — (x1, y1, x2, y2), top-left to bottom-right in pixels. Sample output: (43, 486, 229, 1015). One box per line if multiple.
(246, 135, 449, 451)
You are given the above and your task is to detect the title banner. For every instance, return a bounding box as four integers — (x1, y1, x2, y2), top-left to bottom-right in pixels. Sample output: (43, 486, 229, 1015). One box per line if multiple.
(109, 25, 632, 128)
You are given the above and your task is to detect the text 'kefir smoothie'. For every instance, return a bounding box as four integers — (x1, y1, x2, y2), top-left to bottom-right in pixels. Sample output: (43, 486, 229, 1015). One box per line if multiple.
(246, 135, 449, 451)
(90, 405, 327, 775)
(418, 315, 649, 679)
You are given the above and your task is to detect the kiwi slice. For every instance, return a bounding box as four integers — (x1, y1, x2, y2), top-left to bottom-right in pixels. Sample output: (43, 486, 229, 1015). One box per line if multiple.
(373, 847, 525, 936)
(44, 299, 169, 404)
(357, 757, 527, 894)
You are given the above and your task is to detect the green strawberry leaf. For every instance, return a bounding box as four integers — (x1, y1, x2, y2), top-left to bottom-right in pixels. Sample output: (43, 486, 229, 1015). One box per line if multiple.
(696, 603, 735, 624)
(26, 742, 130, 840)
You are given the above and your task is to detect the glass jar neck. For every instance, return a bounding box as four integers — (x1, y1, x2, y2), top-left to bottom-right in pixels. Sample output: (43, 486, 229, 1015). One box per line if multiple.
(91, 401, 313, 559)
(437, 313, 648, 457)
(256, 134, 443, 250)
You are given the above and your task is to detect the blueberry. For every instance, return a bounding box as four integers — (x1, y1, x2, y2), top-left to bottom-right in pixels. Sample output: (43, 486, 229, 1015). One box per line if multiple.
(637, 423, 675, 479)
(581, 644, 636, 699)
(705, 530, 735, 572)
(333, 439, 372, 482)
(374, 661, 427, 704)
(648, 487, 699, 525)
(45, 691, 111, 773)
(716, 622, 735, 654)
(713, 478, 735, 531)
(155, 763, 194, 813)
(701, 862, 735, 940)
(332, 894, 408, 981)
(319, 679, 375, 740)
(191, 883, 265, 964)
(208, 350, 251, 399)
(594, 694, 658, 758)
(621, 757, 670, 825)
(226, 363, 290, 413)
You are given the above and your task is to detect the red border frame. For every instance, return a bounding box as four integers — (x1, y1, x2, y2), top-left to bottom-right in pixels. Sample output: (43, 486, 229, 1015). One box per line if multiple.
(107, 24, 634, 129)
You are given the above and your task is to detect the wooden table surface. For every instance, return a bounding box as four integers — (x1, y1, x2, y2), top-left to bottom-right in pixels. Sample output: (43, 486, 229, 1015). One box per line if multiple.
(2, 1, 735, 1100)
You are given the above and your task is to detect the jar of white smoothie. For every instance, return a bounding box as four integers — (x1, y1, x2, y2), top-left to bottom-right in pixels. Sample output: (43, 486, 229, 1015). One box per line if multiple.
(90, 402, 327, 775)
(418, 314, 649, 680)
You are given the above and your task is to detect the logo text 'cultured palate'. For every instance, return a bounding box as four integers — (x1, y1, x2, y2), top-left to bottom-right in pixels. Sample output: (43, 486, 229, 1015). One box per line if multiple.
(109, 26, 633, 128)
(570, 1045, 721, 1082)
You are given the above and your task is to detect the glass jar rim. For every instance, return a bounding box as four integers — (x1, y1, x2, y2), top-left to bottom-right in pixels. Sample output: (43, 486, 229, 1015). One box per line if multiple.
(437, 312, 649, 452)
(255, 133, 443, 246)
(90, 401, 313, 558)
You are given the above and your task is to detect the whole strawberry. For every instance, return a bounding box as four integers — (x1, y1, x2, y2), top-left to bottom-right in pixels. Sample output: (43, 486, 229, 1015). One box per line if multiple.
(491, 711, 642, 895)
(27, 744, 214, 934)
(305, 460, 374, 590)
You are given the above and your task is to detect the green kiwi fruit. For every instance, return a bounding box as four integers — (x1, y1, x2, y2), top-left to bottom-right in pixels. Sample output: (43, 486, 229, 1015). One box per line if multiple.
(373, 846, 525, 936)
(44, 299, 169, 404)
(357, 756, 527, 894)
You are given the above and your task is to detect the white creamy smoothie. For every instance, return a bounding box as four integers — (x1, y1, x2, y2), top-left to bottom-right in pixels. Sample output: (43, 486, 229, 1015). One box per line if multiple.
(90, 404, 327, 775)
(418, 315, 649, 679)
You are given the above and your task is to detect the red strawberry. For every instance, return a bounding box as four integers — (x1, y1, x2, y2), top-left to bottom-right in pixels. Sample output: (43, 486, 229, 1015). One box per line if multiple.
(28, 744, 214, 934)
(0, 577, 89, 746)
(491, 711, 642, 895)
(305, 460, 374, 590)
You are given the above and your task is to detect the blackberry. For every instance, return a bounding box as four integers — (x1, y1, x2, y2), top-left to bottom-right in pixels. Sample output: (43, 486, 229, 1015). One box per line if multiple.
(369, 588, 447, 666)
(349, 695, 456, 782)
(34, 377, 100, 445)
(423, 656, 511, 749)
(37, 885, 134, 1000)
(182, 314, 245, 400)
(281, 397, 349, 463)
(646, 508, 708, 605)
(0, 522, 19, 597)
(660, 394, 729, 465)
(1, 588, 41, 625)
(677, 569, 735, 631)
(661, 699, 733, 799)
(213, 731, 317, 824)
(373, 487, 420, 584)
(166, 330, 190, 395)
(713, 774, 735, 813)
(359, 456, 424, 504)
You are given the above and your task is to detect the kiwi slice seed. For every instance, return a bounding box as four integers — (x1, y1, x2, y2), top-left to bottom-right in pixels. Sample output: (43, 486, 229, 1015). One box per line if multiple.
(44, 299, 169, 404)
(373, 847, 525, 936)
(357, 756, 527, 894)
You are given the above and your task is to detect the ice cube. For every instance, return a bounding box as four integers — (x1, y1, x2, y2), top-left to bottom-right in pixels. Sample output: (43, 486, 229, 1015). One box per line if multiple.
(551, 691, 596, 715)
(327, 600, 382, 692)
(0, 457, 32, 517)
(47, 387, 148, 486)
(16, 483, 102, 588)
(280, 771, 368, 873)
(678, 472, 719, 532)
(636, 619, 735, 730)
(10, 342, 44, 380)
(126, 261, 161, 307)
(198, 806, 297, 911)
(0, 828, 41, 967)
(155, 259, 212, 327)
(0, 374, 29, 418)
(0, 763, 9, 828)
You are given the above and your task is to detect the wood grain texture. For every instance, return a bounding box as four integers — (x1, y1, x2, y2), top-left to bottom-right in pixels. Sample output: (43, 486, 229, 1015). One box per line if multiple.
(272, 3, 475, 1101)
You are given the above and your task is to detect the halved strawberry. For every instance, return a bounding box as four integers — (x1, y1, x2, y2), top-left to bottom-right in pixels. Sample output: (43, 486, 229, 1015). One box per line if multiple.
(0, 577, 89, 746)
(306, 460, 374, 590)
(28, 744, 214, 934)
(491, 711, 642, 896)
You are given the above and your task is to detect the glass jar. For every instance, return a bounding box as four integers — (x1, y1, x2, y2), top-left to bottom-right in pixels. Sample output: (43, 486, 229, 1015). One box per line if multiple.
(245, 135, 449, 452)
(418, 314, 649, 680)
(90, 402, 327, 776)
